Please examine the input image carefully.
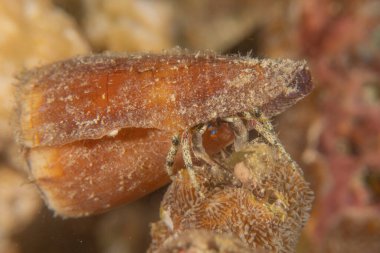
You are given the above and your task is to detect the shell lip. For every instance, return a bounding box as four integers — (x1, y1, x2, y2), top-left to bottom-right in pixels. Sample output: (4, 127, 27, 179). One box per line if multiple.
(289, 67, 314, 97)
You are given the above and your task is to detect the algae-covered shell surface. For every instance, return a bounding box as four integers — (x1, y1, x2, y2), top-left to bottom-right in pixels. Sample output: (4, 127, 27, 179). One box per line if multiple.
(16, 52, 312, 148)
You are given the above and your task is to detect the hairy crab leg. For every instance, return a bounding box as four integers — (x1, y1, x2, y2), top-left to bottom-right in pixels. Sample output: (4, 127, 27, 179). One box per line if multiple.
(181, 130, 201, 191)
(243, 111, 302, 174)
(164, 108, 300, 190)
(221, 116, 248, 151)
(164, 131, 200, 192)
(165, 133, 180, 178)
(191, 124, 222, 169)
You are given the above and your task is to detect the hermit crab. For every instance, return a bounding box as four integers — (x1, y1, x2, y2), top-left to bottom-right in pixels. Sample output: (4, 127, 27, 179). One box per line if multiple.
(16, 51, 312, 216)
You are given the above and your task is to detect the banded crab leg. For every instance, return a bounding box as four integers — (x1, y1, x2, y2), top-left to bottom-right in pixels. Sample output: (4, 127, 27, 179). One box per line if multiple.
(165, 119, 249, 181)
(165, 133, 180, 178)
(181, 130, 202, 192)
(191, 124, 223, 169)
(189, 117, 249, 170)
(165, 130, 200, 190)
(242, 110, 302, 174)
(221, 116, 248, 151)
(165, 109, 301, 188)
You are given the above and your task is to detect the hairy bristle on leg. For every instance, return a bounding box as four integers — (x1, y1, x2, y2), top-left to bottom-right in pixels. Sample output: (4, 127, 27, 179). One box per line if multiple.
(245, 111, 303, 174)
(192, 124, 222, 169)
(181, 130, 201, 193)
(165, 133, 180, 178)
(222, 117, 248, 151)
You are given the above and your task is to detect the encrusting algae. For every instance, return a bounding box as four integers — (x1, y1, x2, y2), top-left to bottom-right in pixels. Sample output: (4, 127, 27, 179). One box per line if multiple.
(149, 140, 314, 253)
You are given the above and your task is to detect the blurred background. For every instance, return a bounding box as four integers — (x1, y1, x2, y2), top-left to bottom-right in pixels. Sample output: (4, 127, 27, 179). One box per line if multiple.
(0, 0, 379, 252)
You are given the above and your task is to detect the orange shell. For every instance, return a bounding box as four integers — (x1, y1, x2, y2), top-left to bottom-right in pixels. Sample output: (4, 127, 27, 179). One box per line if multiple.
(16, 52, 312, 147)
(27, 126, 233, 217)
(16, 51, 313, 217)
